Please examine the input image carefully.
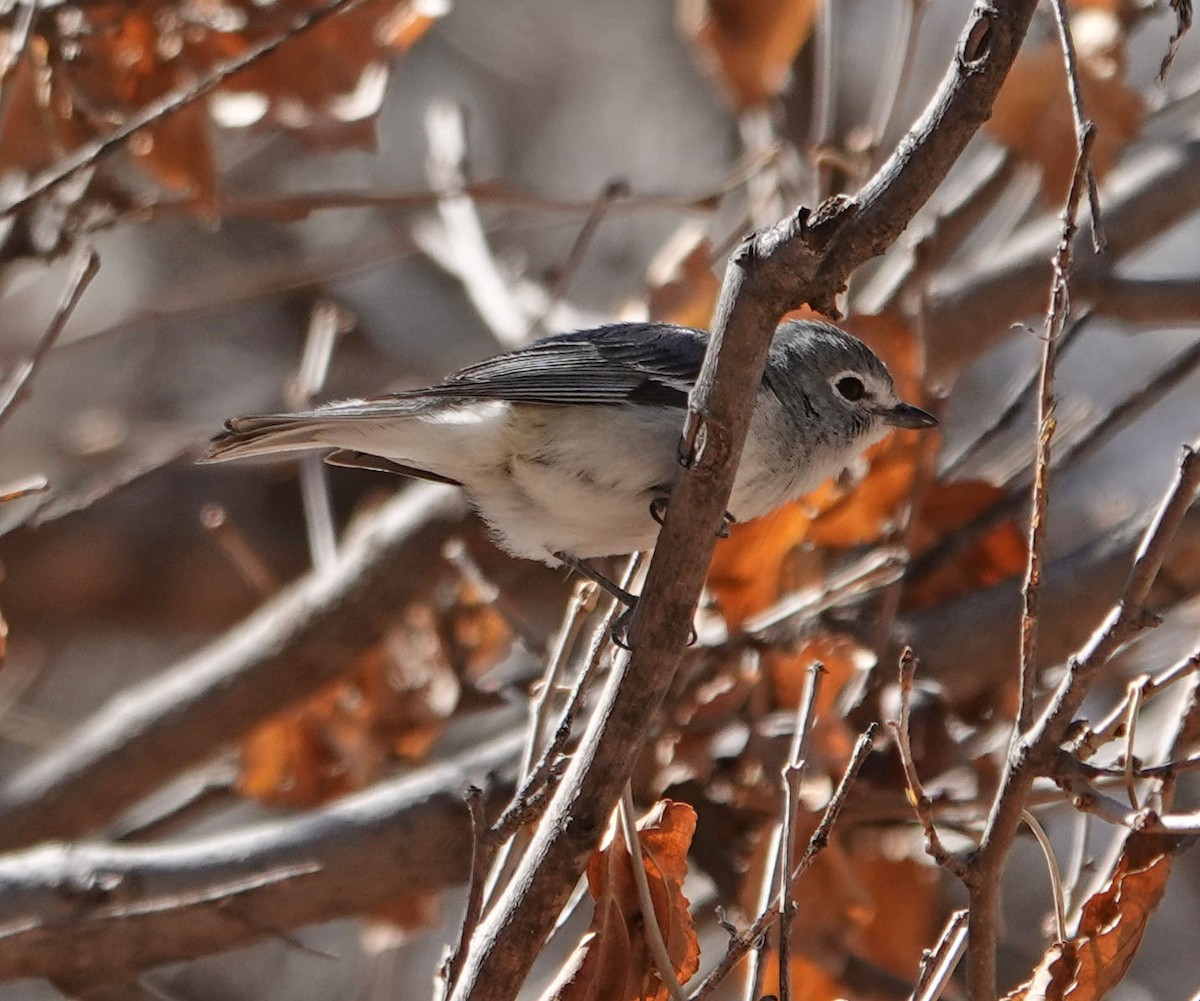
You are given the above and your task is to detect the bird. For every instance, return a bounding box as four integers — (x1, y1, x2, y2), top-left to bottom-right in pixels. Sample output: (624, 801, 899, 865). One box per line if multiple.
(202, 319, 936, 602)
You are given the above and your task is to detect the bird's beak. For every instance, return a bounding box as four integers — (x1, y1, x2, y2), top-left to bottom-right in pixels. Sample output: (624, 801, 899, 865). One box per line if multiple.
(884, 402, 938, 429)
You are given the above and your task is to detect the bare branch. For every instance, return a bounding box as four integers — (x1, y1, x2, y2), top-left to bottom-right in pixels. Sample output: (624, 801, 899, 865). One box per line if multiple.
(0, 483, 471, 850)
(0, 247, 99, 431)
(891, 649, 968, 878)
(964, 437, 1200, 1000)
(689, 725, 878, 1001)
(1017, 127, 1095, 733)
(0, 730, 522, 986)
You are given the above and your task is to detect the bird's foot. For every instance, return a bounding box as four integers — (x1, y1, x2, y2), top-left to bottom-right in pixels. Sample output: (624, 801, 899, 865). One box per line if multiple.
(554, 552, 639, 608)
(554, 551, 696, 649)
(649, 497, 737, 538)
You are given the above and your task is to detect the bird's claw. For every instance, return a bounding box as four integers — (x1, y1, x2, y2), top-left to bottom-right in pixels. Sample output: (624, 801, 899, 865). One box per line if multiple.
(609, 603, 696, 650)
(649, 497, 737, 540)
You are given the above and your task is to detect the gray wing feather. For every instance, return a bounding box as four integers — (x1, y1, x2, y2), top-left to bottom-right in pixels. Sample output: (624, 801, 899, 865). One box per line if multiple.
(206, 322, 708, 461)
(383, 322, 707, 407)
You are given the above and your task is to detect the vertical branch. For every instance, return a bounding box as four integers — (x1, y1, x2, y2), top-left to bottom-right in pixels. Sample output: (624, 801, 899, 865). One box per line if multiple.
(286, 300, 351, 572)
(969, 123, 1098, 1001)
(745, 662, 825, 1001)
(808, 0, 838, 203)
(1016, 125, 1095, 733)
(1049, 0, 1105, 248)
(618, 785, 688, 1001)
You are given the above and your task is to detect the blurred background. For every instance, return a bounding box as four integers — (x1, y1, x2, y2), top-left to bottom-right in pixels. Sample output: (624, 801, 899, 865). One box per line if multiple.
(0, 0, 1197, 998)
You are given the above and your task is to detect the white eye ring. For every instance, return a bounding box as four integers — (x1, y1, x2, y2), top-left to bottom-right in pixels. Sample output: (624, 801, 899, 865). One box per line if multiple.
(832, 372, 867, 402)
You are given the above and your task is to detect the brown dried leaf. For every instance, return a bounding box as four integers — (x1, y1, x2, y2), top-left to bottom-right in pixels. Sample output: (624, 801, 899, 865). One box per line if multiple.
(238, 608, 460, 806)
(680, 0, 822, 109)
(8, 0, 442, 215)
(1004, 831, 1183, 1001)
(987, 12, 1143, 203)
(137, 101, 219, 211)
(0, 43, 58, 174)
(549, 801, 700, 1001)
(752, 845, 941, 1001)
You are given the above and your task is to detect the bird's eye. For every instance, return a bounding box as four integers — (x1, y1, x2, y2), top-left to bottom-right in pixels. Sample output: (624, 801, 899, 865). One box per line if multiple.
(835, 375, 866, 401)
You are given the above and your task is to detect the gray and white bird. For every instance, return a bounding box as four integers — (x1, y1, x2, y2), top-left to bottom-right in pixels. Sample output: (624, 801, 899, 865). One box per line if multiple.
(203, 319, 936, 579)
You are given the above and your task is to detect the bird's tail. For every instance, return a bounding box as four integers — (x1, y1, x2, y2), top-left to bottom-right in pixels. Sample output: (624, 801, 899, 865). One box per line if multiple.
(201, 413, 353, 462)
(200, 397, 499, 485)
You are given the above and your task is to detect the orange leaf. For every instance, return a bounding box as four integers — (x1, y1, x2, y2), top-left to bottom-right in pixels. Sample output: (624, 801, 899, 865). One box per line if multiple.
(681, 0, 822, 109)
(767, 633, 866, 714)
(805, 435, 923, 548)
(709, 502, 814, 627)
(1004, 831, 1182, 1001)
(904, 480, 1027, 609)
(550, 802, 700, 1001)
(840, 314, 924, 404)
(647, 235, 720, 328)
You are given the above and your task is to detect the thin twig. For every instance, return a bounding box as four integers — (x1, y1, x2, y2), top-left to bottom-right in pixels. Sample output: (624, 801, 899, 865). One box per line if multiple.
(0, 247, 99, 431)
(1156, 0, 1194, 84)
(911, 908, 968, 1001)
(966, 125, 1105, 1000)
(689, 725, 877, 1001)
(1073, 650, 1200, 755)
(484, 556, 643, 907)
(776, 664, 824, 1001)
(1020, 809, 1067, 943)
(891, 649, 967, 878)
(1121, 681, 1146, 809)
(1015, 128, 1097, 736)
(0, 476, 48, 503)
(199, 505, 280, 599)
(619, 785, 688, 1001)
(939, 311, 1091, 479)
(437, 786, 495, 1001)
(543, 179, 630, 321)
(745, 662, 825, 1001)
(965, 436, 1200, 1001)
(1049, 0, 1105, 249)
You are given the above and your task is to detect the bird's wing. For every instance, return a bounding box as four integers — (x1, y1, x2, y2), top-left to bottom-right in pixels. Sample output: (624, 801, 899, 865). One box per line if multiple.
(386, 322, 707, 408)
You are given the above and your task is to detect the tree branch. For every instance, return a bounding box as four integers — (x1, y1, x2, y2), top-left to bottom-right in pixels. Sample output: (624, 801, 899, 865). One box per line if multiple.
(0, 483, 470, 850)
(0, 729, 522, 986)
